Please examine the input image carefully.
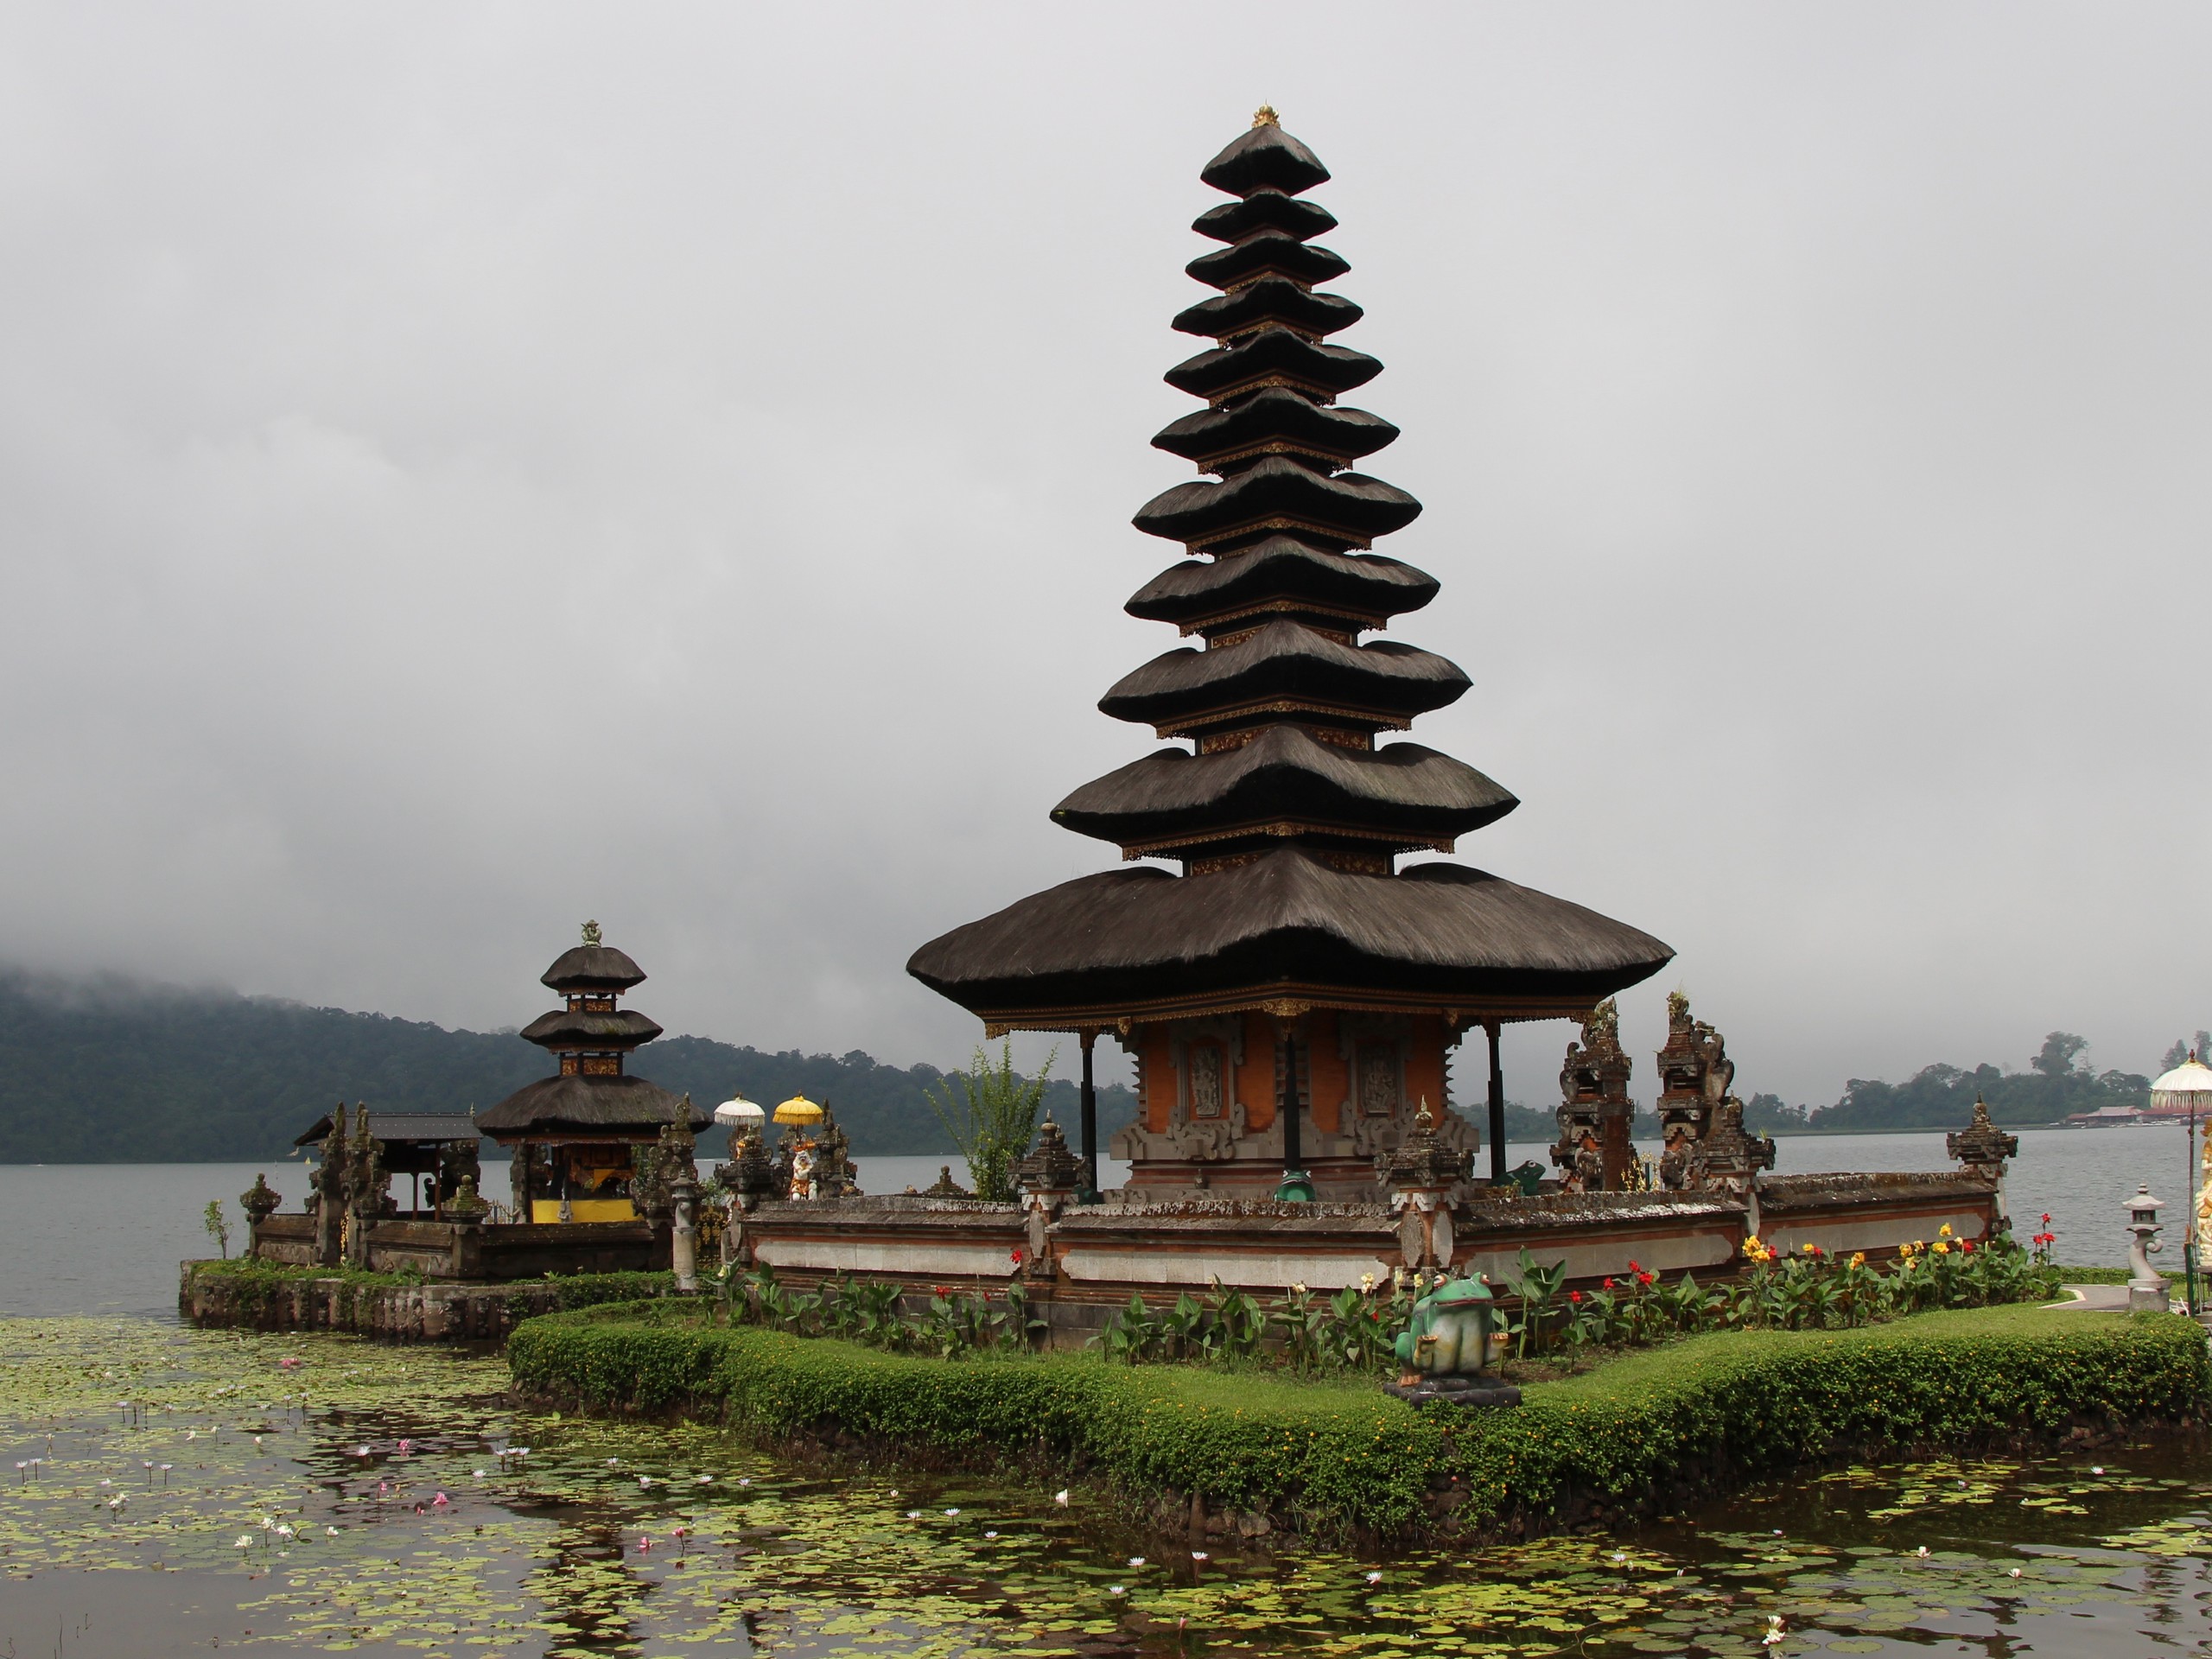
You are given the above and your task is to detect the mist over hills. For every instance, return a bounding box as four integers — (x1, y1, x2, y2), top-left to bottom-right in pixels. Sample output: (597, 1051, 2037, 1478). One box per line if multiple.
(0, 969, 1136, 1163)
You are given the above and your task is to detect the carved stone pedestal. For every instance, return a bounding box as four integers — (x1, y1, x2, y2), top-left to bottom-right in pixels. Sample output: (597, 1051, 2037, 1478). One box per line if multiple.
(1382, 1376, 1522, 1408)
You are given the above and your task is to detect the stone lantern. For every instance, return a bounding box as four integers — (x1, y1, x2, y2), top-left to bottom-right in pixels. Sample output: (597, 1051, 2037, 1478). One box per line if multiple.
(2125, 1184, 2169, 1313)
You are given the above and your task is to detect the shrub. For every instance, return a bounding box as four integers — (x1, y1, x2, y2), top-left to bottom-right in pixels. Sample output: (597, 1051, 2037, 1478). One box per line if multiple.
(508, 1301, 2209, 1541)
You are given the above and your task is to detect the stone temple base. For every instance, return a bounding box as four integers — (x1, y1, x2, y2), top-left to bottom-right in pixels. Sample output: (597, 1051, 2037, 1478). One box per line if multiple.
(1383, 1376, 1522, 1408)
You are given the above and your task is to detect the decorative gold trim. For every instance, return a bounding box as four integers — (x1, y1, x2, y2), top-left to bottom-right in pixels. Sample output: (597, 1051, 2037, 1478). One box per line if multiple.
(1176, 597, 1389, 639)
(1205, 373, 1339, 408)
(1196, 441, 1357, 477)
(1155, 696, 1412, 739)
(1207, 622, 1352, 650)
(1186, 515, 1370, 554)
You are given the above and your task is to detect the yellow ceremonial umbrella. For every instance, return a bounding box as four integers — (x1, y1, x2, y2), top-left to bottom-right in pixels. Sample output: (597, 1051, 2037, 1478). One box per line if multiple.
(774, 1096, 824, 1126)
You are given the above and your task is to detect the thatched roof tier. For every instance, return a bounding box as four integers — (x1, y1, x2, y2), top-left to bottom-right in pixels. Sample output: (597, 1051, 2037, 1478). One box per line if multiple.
(518, 1007, 664, 1050)
(1099, 620, 1468, 734)
(1186, 232, 1348, 291)
(1125, 539, 1437, 633)
(541, 944, 647, 993)
(1151, 392, 1397, 474)
(1135, 455, 1419, 550)
(1165, 329, 1381, 404)
(907, 850, 1673, 1028)
(1201, 118, 1331, 197)
(1173, 277, 1362, 342)
(475, 1073, 706, 1139)
(1051, 728, 1516, 854)
(1193, 188, 1337, 245)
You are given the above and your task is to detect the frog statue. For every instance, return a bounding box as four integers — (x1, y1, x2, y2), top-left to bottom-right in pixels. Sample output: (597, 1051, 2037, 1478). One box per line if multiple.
(1385, 1275, 1522, 1408)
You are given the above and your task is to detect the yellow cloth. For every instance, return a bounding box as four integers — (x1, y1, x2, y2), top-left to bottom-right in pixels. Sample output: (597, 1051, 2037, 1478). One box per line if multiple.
(531, 1198, 638, 1224)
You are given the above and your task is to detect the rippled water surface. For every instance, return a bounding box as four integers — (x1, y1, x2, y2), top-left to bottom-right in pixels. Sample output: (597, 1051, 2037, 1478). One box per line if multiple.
(3, 1316, 2209, 1657)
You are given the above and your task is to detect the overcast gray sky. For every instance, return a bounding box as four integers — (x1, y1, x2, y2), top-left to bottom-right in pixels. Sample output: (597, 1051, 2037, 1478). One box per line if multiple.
(3, 4, 2209, 1109)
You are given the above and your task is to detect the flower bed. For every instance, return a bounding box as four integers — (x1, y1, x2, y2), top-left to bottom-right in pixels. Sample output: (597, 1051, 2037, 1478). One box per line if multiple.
(507, 1300, 2208, 1541)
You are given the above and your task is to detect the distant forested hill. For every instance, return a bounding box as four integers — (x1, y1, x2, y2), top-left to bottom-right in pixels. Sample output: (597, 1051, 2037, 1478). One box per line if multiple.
(1782, 1031, 2171, 1133)
(0, 971, 1135, 1163)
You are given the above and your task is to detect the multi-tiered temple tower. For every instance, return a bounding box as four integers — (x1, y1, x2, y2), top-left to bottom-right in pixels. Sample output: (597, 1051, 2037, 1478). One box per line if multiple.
(478, 922, 708, 1221)
(910, 112, 1674, 1201)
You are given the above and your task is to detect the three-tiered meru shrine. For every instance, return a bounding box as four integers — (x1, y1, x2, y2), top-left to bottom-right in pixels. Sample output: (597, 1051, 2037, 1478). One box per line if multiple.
(723, 113, 2013, 1323)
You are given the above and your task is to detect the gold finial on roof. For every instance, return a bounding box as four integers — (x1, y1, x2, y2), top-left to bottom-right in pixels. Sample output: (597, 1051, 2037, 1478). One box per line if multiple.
(581, 918, 601, 947)
(1251, 105, 1280, 129)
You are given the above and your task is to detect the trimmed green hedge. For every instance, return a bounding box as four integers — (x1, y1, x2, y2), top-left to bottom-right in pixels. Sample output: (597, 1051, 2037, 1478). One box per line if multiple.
(2056, 1265, 2133, 1286)
(507, 1301, 2209, 1539)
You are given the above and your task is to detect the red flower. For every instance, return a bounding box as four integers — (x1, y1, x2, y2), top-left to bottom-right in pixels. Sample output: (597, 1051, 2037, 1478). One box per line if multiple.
(1569, 1290, 1584, 1304)
(1603, 1277, 1616, 1290)
(2042, 1213, 2052, 1226)
(1626, 1260, 1641, 1274)
(1961, 1240, 1974, 1255)
(1010, 1248, 1024, 1266)
(1637, 1271, 1656, 1287)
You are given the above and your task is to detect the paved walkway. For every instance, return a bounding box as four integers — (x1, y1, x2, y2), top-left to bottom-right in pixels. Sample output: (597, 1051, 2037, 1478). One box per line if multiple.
(2050, 1283, 2130, 1311)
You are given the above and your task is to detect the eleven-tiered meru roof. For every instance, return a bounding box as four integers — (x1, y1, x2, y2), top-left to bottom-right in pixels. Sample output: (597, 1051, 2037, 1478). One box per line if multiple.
(908, 113, 1673, 1030)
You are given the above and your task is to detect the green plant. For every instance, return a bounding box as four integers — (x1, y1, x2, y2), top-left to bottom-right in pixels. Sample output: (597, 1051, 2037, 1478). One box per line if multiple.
(1503, 1249, 1569, 1359)
(925, 1040, 1057, 1202)
(1205, 1279, 1270, 1363)
(202, 1199, 231, 1260)
(1091, 1292, 1168, 1364)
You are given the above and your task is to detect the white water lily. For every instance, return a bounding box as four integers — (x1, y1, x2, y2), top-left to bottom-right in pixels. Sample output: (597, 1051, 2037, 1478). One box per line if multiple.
(1128, 1556, 1145, 1567)
(906, 1510, 922, 1520)
(984, 1530, 999, 1540)
(234, 1535, 252, 1548)
(944, 1508, 959, 1517)
(1053, 1489, 1070, 1506)
(1191, 1550, 1209, 1561)
(1365, 1571, 1383, 1586)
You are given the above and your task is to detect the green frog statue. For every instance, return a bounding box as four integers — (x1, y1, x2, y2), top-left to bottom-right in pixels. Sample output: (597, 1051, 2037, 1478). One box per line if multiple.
(1385, 1274, 1522, 1408)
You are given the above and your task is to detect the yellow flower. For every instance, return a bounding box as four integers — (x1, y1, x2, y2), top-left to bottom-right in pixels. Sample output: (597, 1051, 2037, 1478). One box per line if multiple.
(1742, 1236, 1764, 1259)
(1938, 1224, 1954, 1239)
(1932, 1240, 1950, 1255)
(1850, 1251, 1866, 1268)
(1898, 1243, 1915, 1257)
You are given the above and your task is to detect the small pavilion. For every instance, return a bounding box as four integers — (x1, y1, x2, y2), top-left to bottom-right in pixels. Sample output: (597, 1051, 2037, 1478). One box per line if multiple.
(291, 1108, 480, 1217)
(908, 111, 1674, 1202)
(476, 923, 709, 1222)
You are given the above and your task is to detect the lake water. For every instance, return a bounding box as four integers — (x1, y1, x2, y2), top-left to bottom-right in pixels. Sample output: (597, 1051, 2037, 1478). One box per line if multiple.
(3, 1315, 2210, 1656)
(0, 1128, 2196, 1319)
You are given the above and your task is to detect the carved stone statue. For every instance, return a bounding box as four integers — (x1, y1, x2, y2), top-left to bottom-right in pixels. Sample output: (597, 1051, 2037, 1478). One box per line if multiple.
(714, 1125, 778, 1206)
(1553, 998, 1635, 1192)
(437, 1135, 482, 1218)
(509, 1142, 547, 1221)
(1687, 1095, 1776, 1193)
(1947, 1091, 2019, 1227)
(924, 1165, 974, 1198)
(340, 1103, 384, 1267)
(813, 1109, 860, 1198)
(1655, 993, 1732, 1191)
(309, 1102, 349, 1267)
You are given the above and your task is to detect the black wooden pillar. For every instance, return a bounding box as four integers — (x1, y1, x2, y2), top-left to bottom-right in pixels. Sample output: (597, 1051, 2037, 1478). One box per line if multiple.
(1077, 1029, 1100, 1201)
(1485, 1018, 1507, 1186)
(1280, 1028, 1304, 1175)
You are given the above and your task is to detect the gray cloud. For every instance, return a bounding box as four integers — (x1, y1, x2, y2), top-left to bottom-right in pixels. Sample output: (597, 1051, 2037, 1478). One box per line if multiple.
(3, 4, 2208, 1109)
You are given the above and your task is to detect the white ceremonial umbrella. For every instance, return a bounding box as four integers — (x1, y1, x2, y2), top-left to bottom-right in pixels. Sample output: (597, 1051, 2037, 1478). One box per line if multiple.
(714, 1096, 766, 1128)
(2153, 1053, 2212, 1268)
